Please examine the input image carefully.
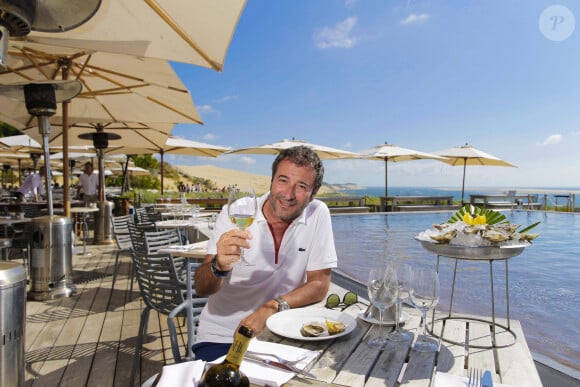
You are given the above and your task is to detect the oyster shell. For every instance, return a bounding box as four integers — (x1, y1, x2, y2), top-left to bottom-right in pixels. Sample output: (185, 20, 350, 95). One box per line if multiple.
(430, 229, 457, 243)
(519, 233, 539, 241)
(300, 322, 325, 337)
(325, 319, 346, 335)
(482, 229, 510, 243)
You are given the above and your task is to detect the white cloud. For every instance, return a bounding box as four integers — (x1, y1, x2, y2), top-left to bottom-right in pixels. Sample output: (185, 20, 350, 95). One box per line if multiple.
(196, 104, 217, 114)
(202, 133, 217, 141)
(345, 0, 359, 8)
(240, 156, 256, 165)
(400, 13, 430, 25)
(314, 17, 358, 49)
(543, 134, 562, 145)
(214, 95, 236, 103)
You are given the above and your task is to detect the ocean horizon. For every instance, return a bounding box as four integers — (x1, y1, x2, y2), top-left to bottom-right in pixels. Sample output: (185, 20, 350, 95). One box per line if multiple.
(335, 186, 580, 205)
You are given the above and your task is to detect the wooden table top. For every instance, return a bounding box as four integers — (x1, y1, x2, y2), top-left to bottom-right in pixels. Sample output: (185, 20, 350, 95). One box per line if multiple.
(262, 281, 542, 387)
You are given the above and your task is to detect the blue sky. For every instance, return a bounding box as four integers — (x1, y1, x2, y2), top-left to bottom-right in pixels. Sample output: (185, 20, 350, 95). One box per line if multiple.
(168, 0, 580, 189)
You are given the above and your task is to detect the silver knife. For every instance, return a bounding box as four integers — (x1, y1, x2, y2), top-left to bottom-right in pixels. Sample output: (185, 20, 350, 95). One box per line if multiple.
(243, 354, 317, 379)
(482, 370, 494, 387)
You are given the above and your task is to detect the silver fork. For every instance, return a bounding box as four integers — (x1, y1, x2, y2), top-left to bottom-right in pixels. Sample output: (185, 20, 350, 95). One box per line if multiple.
(246, 351, 311, 366)
(468, 368, 482, 387)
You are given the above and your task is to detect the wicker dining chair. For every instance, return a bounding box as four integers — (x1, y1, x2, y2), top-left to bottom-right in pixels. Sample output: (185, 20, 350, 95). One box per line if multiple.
(110, 214, 133, 290)
(143, 228, 187, 286)
(129, 250, 207, 386)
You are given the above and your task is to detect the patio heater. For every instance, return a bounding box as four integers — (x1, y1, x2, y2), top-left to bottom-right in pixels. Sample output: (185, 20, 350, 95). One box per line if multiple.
(0, 0, 102, 70)
(78, 130, 120, 244)
(0, 80, 81, 301)
(29, 152, 41, 171)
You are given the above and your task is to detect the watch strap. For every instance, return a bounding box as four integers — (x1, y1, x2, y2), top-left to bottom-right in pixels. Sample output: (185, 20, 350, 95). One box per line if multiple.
(210, 255, 230, 278)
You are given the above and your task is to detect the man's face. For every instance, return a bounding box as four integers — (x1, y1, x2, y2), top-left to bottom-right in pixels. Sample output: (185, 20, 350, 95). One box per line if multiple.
(268, 159, 316, 223)
(85, 165, 93, 174)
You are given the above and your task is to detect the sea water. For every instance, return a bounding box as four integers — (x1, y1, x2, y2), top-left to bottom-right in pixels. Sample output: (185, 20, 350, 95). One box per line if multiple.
(340, 186, 579, 207)
(331, 210, 579, 373)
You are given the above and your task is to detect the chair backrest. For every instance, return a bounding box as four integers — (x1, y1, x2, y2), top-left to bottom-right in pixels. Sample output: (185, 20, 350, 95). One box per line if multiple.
(131, 250, 185, 316)
(134, 207, 148, 224)
(111, 215, 132, 250)
(128, 221, 148, 254)
(144, 229, 182, 254)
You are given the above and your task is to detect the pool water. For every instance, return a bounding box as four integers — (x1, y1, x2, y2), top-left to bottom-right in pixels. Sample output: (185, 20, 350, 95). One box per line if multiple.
(331, 211, 580, 372)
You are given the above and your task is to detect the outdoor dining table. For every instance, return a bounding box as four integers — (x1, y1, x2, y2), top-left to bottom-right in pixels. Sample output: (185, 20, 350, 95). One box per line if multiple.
(149, 275, 542, 386)
(155, 218, 212, 244)
(258, 279, 542, 387)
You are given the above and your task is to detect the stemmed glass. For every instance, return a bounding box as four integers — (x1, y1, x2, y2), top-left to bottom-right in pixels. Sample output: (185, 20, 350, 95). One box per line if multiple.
(388, 262, 414, 342)
(227, 187, 257, 265)
(367, 265, 398, 350)
(410, 267, 440, 352)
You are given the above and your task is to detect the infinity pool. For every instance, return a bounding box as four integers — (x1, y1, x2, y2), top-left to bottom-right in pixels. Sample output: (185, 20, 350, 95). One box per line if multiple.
(331, 211, 579, 373)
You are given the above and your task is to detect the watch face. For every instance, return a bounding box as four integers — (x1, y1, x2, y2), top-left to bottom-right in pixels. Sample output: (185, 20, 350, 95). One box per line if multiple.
(277, 298, 289, 311)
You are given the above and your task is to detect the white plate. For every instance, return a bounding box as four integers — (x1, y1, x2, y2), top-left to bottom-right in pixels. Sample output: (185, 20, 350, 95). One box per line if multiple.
(266, 308, 357, 341)
(357, 310, 410, 326)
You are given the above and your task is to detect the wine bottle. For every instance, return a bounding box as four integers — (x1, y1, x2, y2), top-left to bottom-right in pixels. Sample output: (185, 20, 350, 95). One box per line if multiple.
(199, 325, 254, 387)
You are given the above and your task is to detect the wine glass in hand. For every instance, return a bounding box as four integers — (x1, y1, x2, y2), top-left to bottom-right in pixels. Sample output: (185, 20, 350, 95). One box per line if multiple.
(227, 187, 257, 265)
(388, 262, 413, 342)
(410, 267, 440, 352)
(367, 265, 398, 350)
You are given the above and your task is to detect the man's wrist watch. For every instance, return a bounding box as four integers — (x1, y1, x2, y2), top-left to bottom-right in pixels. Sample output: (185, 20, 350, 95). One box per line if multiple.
(275, 297, 290, 312)
(210, 255, 230, 278)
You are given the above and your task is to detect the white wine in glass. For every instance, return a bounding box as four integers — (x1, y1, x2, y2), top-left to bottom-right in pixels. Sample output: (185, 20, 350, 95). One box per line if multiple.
(227, 187, 257, 265)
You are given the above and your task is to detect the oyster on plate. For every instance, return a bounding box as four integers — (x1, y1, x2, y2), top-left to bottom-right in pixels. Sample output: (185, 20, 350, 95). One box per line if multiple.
(416, 205, 541, 247)
(300, 322, 326, 337)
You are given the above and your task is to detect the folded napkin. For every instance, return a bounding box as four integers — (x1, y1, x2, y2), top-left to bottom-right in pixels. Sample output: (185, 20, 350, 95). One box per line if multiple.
(156, 341, 319, 387)
(156, 359, 206, 387)
(434, 371, 515, 387)
(210, 340, 320, 387)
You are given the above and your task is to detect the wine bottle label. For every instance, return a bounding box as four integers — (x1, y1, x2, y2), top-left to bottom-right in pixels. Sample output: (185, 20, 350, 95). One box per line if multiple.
(225, 335, 250, 365)
(224, 326, 253, 366)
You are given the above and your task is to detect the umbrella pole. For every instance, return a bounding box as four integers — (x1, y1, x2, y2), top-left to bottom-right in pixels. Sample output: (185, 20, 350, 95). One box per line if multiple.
(461, 158, 467, 205)
(384, 159, 389, 199)
(160, 151, 164, 196)
(62, 63, 71, 217)
(38, 117, 54, 216)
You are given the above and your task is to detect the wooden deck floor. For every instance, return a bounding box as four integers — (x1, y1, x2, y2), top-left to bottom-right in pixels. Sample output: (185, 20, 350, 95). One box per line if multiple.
(22, 243, 185, 387)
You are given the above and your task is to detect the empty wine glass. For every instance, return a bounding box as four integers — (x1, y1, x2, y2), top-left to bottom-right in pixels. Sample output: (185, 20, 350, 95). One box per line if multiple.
(410, 267, 440, 352)
(227, 187, 257, 265)
(367, 265, 398, 350)
(388, 262, 413, 342)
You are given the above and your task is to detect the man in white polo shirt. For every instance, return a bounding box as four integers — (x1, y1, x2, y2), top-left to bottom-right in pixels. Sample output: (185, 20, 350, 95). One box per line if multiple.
(193, 146, 338, 361)
(77, 162, 98, 205)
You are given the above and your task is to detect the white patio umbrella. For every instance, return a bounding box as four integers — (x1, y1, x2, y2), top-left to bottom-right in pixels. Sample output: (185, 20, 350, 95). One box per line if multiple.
(359, 142, 447, 198)
(433, 143, 516, 204)
(22, 0, 247, 71)
(0, 134, 42, 151)
(0, 44, 199, 212)
(110, 166, 148, 176)
(103, 136, 231, 195)
(227, 138, 361, 160)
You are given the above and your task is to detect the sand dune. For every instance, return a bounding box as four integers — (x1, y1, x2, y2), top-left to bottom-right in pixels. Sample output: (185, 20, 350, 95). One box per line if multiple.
(175, 165, 272, 193)
(174, 165, 334, 194)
